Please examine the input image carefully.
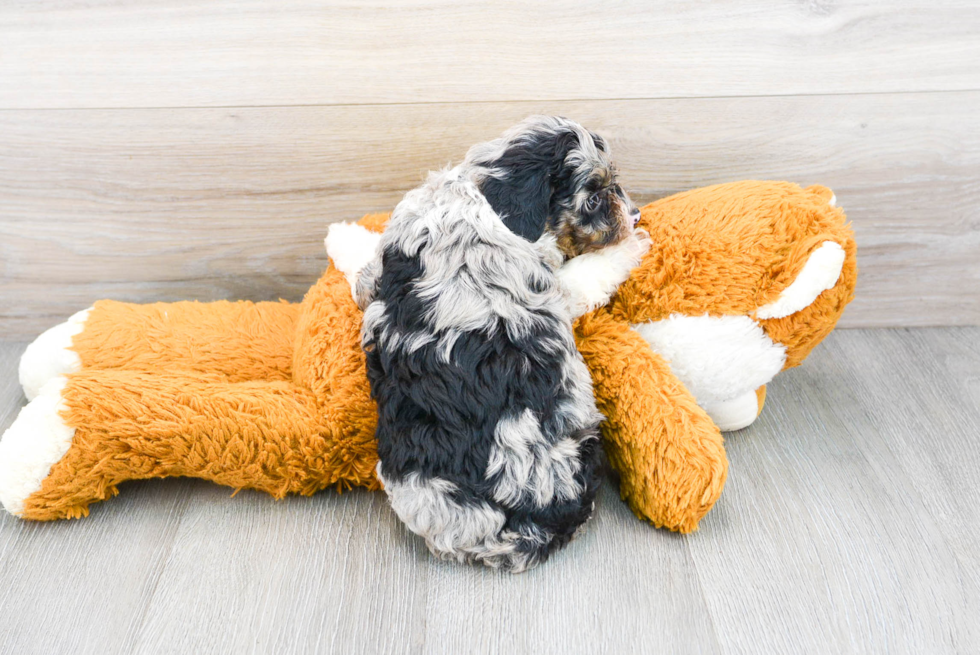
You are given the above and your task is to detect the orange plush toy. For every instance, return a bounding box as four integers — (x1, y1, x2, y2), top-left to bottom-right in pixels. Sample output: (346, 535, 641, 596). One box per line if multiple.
(0, 181, 855, 533)
(576, 181, 856, 531)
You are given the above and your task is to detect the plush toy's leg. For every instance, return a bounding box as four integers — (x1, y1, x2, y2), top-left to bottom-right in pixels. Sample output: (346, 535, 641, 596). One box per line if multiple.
(1, 369, 376, 520)
(575, 311, 728, 533)
(18, 300, 301, 400)
(292, 267, 374, 401)
(73, 299, 301, 380)
(288, 267, 381, 481)
(0, 378, 75, 516)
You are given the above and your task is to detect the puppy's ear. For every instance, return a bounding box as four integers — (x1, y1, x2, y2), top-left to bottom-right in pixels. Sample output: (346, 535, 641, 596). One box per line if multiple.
(477, 129, 578, 242)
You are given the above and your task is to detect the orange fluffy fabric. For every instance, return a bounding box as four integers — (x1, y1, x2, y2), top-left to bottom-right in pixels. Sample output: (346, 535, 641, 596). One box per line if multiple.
(588, 181, 856, 530)
(13, 184, 855, 532)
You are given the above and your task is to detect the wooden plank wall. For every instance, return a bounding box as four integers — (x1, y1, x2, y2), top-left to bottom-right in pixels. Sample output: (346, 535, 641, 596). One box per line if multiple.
(1, 1, 978, 337)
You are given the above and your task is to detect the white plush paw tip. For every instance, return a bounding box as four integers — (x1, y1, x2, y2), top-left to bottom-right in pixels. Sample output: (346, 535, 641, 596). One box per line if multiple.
(324, 222, 382, 292)
(700, 390, 761, 432)
(19, 309, 90, 402)
(0, 377, 75, 517)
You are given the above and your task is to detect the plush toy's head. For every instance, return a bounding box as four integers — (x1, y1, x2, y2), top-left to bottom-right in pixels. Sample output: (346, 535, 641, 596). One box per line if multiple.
(612, 180, 857, 369)
(585, 180, 857, 533)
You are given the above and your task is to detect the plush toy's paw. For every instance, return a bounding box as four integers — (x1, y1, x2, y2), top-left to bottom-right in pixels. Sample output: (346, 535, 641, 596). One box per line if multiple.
(634, 313, 785, 404)
(324, 222, 382, 297)
(0, 377, 75, 517)
(558, 228, 651, 318)
(699, 386, 766, 432)
(19, 309, 90, 401)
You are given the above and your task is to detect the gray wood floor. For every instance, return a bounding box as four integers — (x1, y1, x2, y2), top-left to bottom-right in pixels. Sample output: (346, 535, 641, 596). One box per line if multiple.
(1, 328, 978, 655)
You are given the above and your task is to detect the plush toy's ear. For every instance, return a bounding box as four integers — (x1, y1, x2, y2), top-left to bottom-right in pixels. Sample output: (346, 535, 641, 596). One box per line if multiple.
(475, 129, 578, 242)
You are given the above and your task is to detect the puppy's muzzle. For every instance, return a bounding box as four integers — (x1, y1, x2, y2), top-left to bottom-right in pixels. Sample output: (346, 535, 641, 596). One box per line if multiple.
(630, 207, 641, 227)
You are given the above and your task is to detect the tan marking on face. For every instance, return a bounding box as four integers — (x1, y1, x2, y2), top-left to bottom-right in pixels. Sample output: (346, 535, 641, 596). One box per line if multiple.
(551, 191, 634, 259)
(594, 168, 613, 187)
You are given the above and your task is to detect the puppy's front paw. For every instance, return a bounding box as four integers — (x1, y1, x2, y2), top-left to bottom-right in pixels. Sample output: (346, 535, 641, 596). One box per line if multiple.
(557, 229, 651, 318)
(627, 227, 653, 260)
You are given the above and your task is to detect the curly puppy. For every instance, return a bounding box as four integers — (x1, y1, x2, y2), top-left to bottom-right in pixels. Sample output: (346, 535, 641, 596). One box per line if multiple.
(329, 116, 648, 572)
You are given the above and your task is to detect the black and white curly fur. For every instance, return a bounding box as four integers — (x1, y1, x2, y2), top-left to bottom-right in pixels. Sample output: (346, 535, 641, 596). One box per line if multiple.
(326, 116, 648, 572)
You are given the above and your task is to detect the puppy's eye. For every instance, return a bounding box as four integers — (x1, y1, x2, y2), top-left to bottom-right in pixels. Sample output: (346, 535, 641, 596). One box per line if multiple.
(585, 193, 601, 211)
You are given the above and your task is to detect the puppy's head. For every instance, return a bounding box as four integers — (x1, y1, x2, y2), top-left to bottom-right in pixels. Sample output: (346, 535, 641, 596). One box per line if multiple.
(466, 115, 640, 258)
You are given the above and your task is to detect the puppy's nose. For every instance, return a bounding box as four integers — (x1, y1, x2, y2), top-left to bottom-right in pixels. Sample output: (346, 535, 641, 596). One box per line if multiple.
(630, 207, 641, 227)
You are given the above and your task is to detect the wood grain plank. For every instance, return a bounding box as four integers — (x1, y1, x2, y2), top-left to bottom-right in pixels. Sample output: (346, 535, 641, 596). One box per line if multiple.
(689, 328, 980, 654)
(1, 0, 978, 109)
(417, 483, 720, 655)
(124, 479, 718, 655)
(0, 483, 197, 655)
(1, 92, 978, 337)
(806, 329, 980, 594)
(126, 487, 430, 655)
(0, 344, 24, 432)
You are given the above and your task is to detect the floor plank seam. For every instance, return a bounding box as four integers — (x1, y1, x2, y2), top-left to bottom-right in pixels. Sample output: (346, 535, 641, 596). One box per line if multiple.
(1, 86, 978, 113)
